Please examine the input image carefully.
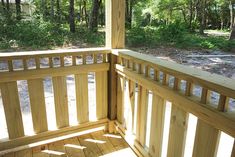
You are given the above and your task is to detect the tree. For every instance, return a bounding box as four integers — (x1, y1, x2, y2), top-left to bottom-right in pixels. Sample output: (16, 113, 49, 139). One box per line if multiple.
(69, 0, 75, 32)
(89, 0, 101, 32)
(50, 0, 55, 20)
(15, 0, 21, 20)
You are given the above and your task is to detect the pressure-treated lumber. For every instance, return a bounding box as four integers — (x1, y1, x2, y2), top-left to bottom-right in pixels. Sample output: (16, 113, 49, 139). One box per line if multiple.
(0, 119, 108, 151)
(113, 49, 235, 99)
(52, 76, 69, 128)
(75, 74, 89, 123)
(117, 75, 124, 124)
(64, 138, 85, 157)
(0, 63, 109, 83)
(0, 82, 24, 139)
(139, 87, 148, 146)
(149, 94, 165, 157)
(115, 65, 235, 137)
(193, 88, 220, 157)
(95, 71, 108, 119)
(28, 79, 48, 133)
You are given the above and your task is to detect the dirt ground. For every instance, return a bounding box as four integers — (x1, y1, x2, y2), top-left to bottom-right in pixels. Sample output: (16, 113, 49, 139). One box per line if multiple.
(132, 46, 235, 79)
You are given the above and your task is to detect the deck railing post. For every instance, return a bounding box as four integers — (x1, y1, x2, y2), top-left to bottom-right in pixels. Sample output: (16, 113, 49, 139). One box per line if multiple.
(105, 0, 125, 120)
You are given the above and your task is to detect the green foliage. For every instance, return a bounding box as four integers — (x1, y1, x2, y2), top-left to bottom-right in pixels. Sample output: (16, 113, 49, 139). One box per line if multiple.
(158, 22, 186, 42)
(0, 18, 104, 50)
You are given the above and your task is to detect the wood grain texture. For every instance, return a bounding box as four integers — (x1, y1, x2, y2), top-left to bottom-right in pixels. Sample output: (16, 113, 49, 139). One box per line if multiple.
(64, 138, 85, 157)
(77, 133, 102, 157)
(28, 79, 48, 133)
(192, 122, 220, 157)
(115, 65, 235, 137)
(52, 76, 69, 128)
(91, 131, 116, 155)
(0, 63, 109, 83)
(75, 74, 89, 123)
(149, 94, 165, 157)
(167, 105, 188, 157)
(139, 87, 148, 146)
(32, 145, 49, 157)
(48, 141, 66, 157)
(0, 82, 24, 139)
(117, 75, 124, 124)
(96, 71, 108, 120)
(105, 0, 125, 48)
(15, 149, 32, 157)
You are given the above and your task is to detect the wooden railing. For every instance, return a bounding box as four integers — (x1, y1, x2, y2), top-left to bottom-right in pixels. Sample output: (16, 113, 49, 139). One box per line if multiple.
(113, 49, 235, 157)
(0, 48, 110, 151)
(0, 48, 235, 157)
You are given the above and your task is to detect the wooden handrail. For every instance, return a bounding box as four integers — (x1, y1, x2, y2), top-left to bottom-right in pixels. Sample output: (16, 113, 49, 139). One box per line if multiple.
(112, 49, 235, 157)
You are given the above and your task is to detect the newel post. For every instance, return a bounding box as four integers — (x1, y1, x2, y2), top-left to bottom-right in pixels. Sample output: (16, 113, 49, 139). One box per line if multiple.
(106, 0, 125, 120)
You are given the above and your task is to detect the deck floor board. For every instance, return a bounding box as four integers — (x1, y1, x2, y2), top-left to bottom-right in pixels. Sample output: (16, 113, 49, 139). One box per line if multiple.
(2, 131, 137, 157)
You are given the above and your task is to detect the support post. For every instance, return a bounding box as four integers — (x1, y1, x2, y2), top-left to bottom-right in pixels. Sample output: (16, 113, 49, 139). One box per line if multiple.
(106, 0, 125, 120)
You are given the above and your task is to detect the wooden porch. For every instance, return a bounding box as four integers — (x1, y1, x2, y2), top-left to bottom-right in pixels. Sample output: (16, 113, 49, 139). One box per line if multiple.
(0, 0, 235, 157)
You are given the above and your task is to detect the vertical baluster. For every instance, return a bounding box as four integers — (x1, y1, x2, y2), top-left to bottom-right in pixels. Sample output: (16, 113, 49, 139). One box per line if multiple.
(185, 82, 193, 96)
(103, 53, 107, 63)
(60, 56, 64, 67)
(83, 54, 86, 65)
(0, 82, 24, 139)
(167, 78, 188, 157)
(94, 54, 97, 64)
(149, 94, 166, 157)
(96, 71, 108, 119)
(23, 59, 28, 70)
(28, 79, 48, 133)
(8, 60, 13, 71)
(154, 69, 160, 81)
(117, 75, 124, 123)
(49, 57, 53, 68)
(163, 73, 169, 85)
(218, 95, 229, 112)
(75, 73, 89, 123)
(193, 88, 220, 157)
(72, 56, 76, 66)
(35, 57, 40, 69)
(52, 76, 69, 128)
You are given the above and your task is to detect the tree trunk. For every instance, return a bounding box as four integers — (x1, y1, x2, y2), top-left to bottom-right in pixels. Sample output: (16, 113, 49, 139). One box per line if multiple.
(230, 26, 235, 40)
(6, 0, 9, 11)
(69, 0, 75, 32)
(1, 0, 5, 12)
(50, 0, 55, 20)
(15, 0, 21, 20)
(189, 0, 193, 30)
(89, 0, 100, 32)
(199, 0, 206, 34)
(229, 0, 234, 29)
(56, 0, 61, 22)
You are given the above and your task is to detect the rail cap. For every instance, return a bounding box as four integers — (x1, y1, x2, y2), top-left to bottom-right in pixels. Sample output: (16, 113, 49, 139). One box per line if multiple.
(112, 49, 235, 99)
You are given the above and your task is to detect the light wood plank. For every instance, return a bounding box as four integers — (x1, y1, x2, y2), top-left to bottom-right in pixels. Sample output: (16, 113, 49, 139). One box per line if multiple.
(128, 80, 135, 132)
(104, 133, 129, 150)
(77, 133, 102, 157)
(139, 87, 148, 146)
(0, 119, 108, 151)
(115, 65, 235, 137)
(48, 141, 66, 157)
(75, 74, 89, 123)
(96, 71, 108, 119)
(28, 79, 48, 133)
(64, 137, 85, 157)
(32, 145, 49, 157)
(105, 0, 125, 48)
(15, 149, 32, 157)
(167, 105, 188, 157)
(0, 63, 109, 83)
(52, 76, 69, 128)
(117, 75, 124, 124)
(193, 88, 220, 157)
(108, 54, 117, 120)
(3, 153, 14, 157)
(0, 82, 24, 139)
(135, 85, 142, 142)
(91, 131, 116, 155)
(149, 94, 165, 157)
(193, 122, 220, 157)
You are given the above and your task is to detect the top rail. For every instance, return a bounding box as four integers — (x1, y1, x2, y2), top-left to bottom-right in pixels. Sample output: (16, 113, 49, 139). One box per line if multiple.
(112, 49, 235, 99)
(0, 48, 111, 60)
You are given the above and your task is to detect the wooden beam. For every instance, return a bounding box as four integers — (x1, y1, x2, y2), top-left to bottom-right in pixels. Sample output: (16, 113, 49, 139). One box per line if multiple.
(106, 0, 125, 120)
